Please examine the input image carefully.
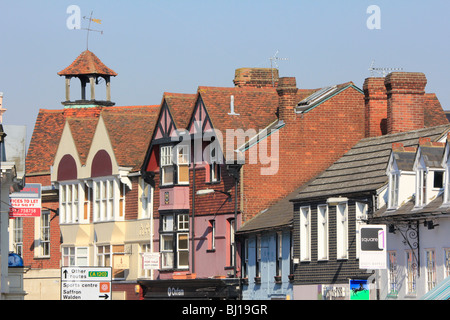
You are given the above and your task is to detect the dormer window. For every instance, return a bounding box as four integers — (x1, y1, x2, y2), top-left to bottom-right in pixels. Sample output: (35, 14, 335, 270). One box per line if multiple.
(416, 169, 427, 207)
(389, 172, 400, 209)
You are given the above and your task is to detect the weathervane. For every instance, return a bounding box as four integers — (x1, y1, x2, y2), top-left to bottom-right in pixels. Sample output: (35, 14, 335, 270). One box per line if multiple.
(82, 11, 103, 50)
(269, 50, 288, 86)
(369, 60, 403, 77)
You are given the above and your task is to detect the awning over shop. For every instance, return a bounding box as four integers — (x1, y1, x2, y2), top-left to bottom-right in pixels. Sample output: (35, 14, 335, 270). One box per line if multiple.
(421, 276, 450, 300)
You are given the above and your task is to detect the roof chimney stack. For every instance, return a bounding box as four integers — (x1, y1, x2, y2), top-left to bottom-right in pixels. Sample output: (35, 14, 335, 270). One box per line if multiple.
(234, 68, 278, 88)
(363, 77, 387, 137)
(385, 72, 427, 134)
(277, 77, 298, 121)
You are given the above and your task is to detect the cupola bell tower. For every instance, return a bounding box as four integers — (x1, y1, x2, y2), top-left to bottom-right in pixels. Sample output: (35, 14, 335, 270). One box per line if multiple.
(58, 50, 117, 107)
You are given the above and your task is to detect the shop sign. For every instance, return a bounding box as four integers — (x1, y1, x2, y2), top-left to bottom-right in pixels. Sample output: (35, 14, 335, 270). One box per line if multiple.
(359, 225, 387, 269)
(9, 183, 41, 218)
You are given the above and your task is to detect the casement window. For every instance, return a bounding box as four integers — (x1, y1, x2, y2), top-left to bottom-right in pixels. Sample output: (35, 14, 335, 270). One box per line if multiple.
(276, 232, 283, 277)
(433, 171, 444, 189)
(425, 249, 436, 292)
(416, 169, 427, 207)
(96, 244, 126, 279)
(317, 205, 329, 261)
(300, 206, 311, 261)
(242, 238, 249, 278)
(227, 218, 236, 267)
(389, 172, 399, 208)
(38, 210, 50, 257)
(11, 217, 23, 257)
(60, 182, 89, 224)
(210, 146, 221, 183)
(355, 202, 368, 259)
(336, 203, 348, 260)
(208, 220, 216, 251)
(62, 247, 88, 266)
(406, 250, 417, 295)
(139, 178, 153, 219)
(93, 178, 125, 222)
(445, 166, 450, 203)
(161, 146, 174, 185)
(139, 244, 152, 278)
(445, 248, 450, 278)
(177, 145, 190, 184)
(159, 213, 189, 270)
(256, 235, 261, 278)
(388, 251, 398, 296)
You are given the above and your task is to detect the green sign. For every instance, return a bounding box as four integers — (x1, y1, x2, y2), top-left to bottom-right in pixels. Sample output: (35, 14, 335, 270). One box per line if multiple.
(89, 271, 109, 278)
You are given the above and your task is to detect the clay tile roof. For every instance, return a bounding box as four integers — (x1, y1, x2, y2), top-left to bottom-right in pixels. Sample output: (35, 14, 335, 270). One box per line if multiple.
(57, 50, 118, 77)
(424, 93, 449, 127)
(163, 93, 197, 129)
(101, 105, 159, 171)
(26, 105, 159, 176)
(26, 109, 66, 175)
(67, 117, 98, 165)
(198, 86, 279, 133)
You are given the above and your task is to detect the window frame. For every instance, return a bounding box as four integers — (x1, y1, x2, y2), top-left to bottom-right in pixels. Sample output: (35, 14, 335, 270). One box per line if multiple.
(389, 171, 400, 209)
(176, 144, 190, 185)
(92, 177, 125, 222)
(160, 145, 174, 186)
(139, 178, 153, 219)
(336, 203, 348, 260)
(299, 206, 311, 262)
(317, 204, 329, 261)
(159, 212, 190, 270)
(62, 246, 89, 266)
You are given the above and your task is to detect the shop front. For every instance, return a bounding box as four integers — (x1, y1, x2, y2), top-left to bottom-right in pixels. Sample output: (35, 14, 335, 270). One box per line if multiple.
(138, 278, 241, 300)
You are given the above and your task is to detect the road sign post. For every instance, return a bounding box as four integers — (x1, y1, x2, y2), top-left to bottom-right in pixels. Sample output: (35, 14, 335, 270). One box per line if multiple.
(61, 267, 112, 300)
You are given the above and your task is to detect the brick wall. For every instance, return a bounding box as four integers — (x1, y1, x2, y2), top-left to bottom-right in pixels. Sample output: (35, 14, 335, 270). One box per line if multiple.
(22, 174, 61, 269)
(241, 84, 365, 223)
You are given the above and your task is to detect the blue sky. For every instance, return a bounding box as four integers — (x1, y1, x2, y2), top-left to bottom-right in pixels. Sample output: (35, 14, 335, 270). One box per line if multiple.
(0, 1, 449, 147)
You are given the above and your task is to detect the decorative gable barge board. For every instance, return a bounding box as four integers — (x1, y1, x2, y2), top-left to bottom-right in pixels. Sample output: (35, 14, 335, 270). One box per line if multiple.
(291, 196, 373, 285)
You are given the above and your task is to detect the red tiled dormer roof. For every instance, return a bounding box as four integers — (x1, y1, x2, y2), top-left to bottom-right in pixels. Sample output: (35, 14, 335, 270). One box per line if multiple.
(57, 50, 118, 77)
(163, 92, 197, 130)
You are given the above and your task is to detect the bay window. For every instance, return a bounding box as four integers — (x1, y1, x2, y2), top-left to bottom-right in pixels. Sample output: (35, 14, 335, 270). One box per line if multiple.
(177, 145, 189, 184)
(60, 182, 89, 224)
(159, 213, 190, 269)
(93, 178, 125, 222)
(161, 146, 174, 185)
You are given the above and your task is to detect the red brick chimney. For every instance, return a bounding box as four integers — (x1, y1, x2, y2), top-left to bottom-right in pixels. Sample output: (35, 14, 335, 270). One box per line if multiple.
(363, 77, 387, 137)
(385, 72, 427, 134)
(276, 77, 298, 121)
(234, 68, 278, 88)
